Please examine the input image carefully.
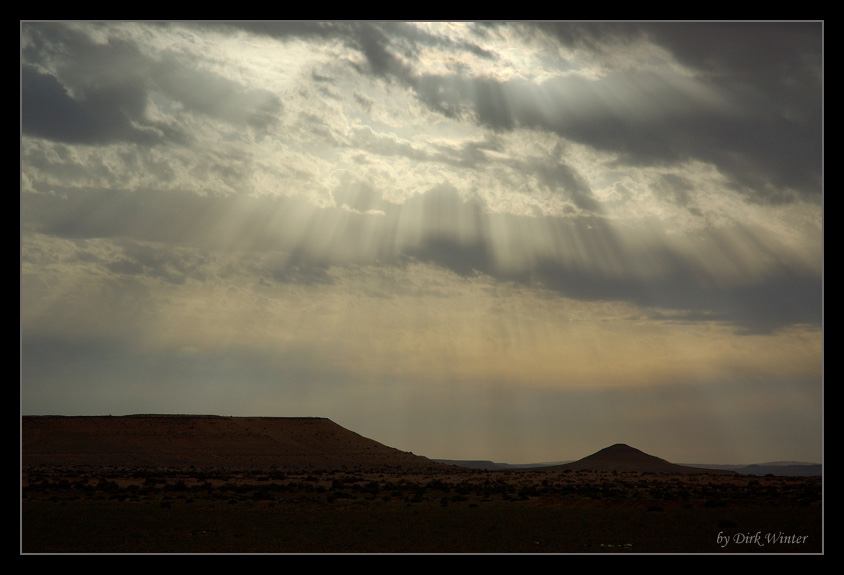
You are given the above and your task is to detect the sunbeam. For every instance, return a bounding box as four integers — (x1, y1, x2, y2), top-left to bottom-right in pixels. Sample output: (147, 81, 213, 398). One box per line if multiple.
(21, 21, 821, 465)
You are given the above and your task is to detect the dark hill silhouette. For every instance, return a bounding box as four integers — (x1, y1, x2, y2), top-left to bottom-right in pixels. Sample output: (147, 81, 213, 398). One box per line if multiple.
(545, 443, 736, 475)
(22, 415, 453, 471)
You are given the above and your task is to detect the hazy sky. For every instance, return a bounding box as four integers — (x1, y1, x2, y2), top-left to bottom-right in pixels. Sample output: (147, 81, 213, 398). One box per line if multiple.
(20, 22, 822, 465)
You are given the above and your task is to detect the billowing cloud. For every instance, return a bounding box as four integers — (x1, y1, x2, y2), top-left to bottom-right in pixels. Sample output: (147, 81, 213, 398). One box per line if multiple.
(21, 22, 822, 464)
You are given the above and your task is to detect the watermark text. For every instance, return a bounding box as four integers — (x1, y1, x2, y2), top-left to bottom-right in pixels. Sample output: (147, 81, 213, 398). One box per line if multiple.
(717, 531, 809, 548)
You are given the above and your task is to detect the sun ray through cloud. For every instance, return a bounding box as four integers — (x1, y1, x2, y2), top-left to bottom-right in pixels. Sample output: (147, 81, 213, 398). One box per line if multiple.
(21, 21, 822, 465)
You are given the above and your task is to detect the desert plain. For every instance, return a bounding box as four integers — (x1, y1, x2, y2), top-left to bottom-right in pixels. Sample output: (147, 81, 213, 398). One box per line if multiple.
(21, 415, 822, 554)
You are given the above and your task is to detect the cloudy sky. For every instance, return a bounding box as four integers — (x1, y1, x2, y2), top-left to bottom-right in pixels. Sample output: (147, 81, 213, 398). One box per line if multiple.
(20, 22, 822, 465)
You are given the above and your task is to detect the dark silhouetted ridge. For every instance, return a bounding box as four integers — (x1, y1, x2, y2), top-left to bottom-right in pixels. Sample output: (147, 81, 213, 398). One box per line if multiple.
(22, 415, 452, 472)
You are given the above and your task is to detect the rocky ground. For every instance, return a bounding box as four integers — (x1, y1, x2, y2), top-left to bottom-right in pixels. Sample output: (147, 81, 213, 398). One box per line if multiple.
(21, 464, 822, 553)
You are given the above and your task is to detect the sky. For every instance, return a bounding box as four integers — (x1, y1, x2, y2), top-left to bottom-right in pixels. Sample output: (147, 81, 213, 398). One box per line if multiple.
(20, 22, 823, 465)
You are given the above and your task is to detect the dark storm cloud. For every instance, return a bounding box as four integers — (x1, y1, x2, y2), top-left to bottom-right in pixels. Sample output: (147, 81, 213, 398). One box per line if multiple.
(411, 67, 820, 203)
(22, 185, 385, 267)
(527, 232, 822, 335)
(406, 236, 490, 279)
(105, 240, 210, 285)
(513, 21, 821, 98)
(21, 22, 283, 145)
(20, 22, 821, 337)
(350, 24, 413, 79)
(21, 186, 272, 253)
(21, 23, 174, 145)
(22, 180, 821, 334)
(640, 22, 822, 89)
(649, 275, 823, 336)
(265, 251, 335, 286)
(25, 22, 818, 205)
(405, 23, 822, 204)
(21, 64, 164, 145)
(584, 21, 823, 202)
(397, 194, 821, 334)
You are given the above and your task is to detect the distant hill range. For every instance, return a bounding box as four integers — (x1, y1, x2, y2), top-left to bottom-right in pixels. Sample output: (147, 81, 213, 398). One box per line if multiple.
(432, 460, 562, 470)
(21, 415, 452, 471)
(677, 462, 822, 477)
(438, 444, 822, 476)
(22, 417, 821, 476)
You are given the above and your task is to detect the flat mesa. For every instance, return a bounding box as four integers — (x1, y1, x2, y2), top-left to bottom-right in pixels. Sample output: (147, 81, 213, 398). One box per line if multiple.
(21, 415, 450, 471)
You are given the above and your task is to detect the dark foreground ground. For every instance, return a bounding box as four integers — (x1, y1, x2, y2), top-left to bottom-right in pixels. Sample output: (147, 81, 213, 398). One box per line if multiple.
(21, 466, 822, 554)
